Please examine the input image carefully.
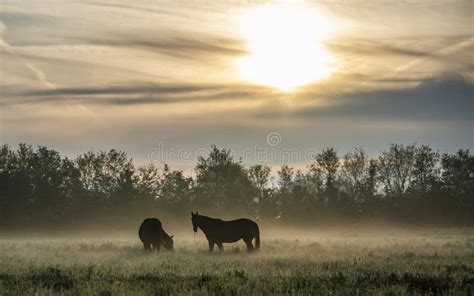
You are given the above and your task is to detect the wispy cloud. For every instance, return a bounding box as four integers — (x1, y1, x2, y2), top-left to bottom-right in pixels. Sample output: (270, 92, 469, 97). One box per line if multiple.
(328, 35, 472, 64)
(395, 36, 474, 72)
(79, 32, 246, 60)
(258, 74, 474, 122)
(2, 82, 278, 106)
(0, 20, 55, 89)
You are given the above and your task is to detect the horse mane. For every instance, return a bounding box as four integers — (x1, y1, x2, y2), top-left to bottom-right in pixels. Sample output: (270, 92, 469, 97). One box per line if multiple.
(198, 215, 223, 222)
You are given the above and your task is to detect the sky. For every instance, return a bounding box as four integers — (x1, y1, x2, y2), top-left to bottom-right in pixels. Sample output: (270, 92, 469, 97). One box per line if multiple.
(0, 0, 473, 172)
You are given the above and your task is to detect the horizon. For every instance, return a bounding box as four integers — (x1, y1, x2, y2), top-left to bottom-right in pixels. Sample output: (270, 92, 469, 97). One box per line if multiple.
(2, 141, 472, 180)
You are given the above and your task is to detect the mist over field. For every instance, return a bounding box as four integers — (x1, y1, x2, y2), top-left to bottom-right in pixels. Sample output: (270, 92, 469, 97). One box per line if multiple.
(1, 227, 474, 295)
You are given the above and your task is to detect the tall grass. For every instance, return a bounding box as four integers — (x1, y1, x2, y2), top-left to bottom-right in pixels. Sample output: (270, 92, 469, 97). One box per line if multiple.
(1, 228, 473, 295)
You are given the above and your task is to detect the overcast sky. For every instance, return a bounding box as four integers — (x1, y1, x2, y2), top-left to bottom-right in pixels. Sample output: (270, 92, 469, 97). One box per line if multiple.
(1, 0, 473, 172)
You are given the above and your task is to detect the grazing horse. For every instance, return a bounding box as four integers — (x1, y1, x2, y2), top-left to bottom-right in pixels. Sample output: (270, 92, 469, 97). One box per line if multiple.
(138, 218, 174, 252)
(191, 212, 260, 252)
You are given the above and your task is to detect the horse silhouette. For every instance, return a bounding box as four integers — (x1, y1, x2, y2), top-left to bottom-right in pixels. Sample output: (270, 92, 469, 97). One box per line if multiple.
(139, 218, 174, 252)
(191, 212, 260, 252)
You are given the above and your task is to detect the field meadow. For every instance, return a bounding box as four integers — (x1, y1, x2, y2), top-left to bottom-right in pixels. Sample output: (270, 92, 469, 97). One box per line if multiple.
(0, 227, 473, 295)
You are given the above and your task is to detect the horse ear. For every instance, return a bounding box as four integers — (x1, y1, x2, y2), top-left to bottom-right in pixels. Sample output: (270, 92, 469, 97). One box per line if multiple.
(191, 212, 194, 216)
(170, 235, 174, 239)
(196, 211, 199, 215)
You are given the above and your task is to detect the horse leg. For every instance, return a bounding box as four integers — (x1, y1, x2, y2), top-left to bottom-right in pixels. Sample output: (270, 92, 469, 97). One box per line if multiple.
(244, 238, 254, 252)
(153, 242, 161, 252)
(208, 241, 215, 252)
(217, 243, 224, 252)
(143, 243, 151, 252)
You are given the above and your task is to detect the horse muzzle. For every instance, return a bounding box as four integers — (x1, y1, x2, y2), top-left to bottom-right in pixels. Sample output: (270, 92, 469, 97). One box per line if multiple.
(193, 227, 197, 233)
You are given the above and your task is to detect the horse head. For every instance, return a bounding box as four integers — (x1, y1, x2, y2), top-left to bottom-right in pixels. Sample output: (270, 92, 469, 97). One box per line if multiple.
(162, 233, 174, 251)
(191, 211, 200, 233)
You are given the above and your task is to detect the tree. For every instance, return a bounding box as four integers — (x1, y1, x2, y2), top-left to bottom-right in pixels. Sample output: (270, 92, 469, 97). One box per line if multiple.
(278, 165, 294, 195)
(249, 165, 271, 191)
(75, 149, 135, 216)
(441, 149, 474, 196)
(134, 164, 161, 202)
(159, 164, 192, 212)
(305, 161, 325, 215)
(277, 164, 294, 220)
(249, 165, 276, 220)
(377, 144, 416, 197)
(441, 149, 474, 222)
(340, 147, 378, 214)
(306, 164, 324, 197)
(0, 144, 33, 226)
(313, 148, 340, 209)
(410, 145, 440, 195)
(194, 146, 256, 215)
(0, 144, 82, 227)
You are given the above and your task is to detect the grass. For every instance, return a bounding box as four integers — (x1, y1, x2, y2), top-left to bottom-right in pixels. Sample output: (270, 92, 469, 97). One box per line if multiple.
(0, 228, 473, 295)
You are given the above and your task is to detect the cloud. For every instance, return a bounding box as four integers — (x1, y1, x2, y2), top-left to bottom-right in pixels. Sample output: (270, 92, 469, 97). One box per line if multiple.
(395, 36, 474, 72)
(80, 32, 246, 60)
(259, 74, 474, 122)
(328, 35, 473, 71)
(2, 82, 278, 106)
(1, 50, 162, 81)
(83, 1, 190, 20)
(328, 39, 433, 58)
(0, 20, 55, 89)
(0, 11, 57, 31)
(0, 11, 62, 46)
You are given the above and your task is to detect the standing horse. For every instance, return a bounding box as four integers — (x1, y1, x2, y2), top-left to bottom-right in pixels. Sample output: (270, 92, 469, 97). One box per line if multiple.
(191, 212, 260, 252)
(139, 218, 174, 252)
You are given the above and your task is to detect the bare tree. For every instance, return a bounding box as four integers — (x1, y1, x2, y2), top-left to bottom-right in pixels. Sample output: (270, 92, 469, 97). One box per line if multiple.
(315, 148, 339, 198)
(378, 144, 416, 197)
(410, 145, 440, 194)
(340, 147, 378, 211)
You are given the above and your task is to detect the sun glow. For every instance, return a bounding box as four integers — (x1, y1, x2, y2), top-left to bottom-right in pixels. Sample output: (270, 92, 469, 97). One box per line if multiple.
(235, 2, 337, 92)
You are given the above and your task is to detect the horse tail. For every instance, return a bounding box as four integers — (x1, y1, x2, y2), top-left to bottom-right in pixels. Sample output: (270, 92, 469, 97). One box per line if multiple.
(254, 224, 260, 250)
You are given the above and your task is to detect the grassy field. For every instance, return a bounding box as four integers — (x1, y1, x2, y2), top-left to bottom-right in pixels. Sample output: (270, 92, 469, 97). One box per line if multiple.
(0, 227, 473, 295)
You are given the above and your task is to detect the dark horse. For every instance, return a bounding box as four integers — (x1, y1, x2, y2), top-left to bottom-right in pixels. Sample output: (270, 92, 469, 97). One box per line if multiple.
(138, 218, 174, 252)
(191, 212, 260, 252)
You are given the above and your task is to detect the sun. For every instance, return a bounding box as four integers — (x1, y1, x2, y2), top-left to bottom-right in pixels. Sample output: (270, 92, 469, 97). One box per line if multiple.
(235, 2, 337, 92)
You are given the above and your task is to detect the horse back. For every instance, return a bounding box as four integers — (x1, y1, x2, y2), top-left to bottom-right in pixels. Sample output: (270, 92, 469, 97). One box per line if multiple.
(228, 218, 258, 227)
(139, 218, 163, 243)
(203, 217, 258, 242)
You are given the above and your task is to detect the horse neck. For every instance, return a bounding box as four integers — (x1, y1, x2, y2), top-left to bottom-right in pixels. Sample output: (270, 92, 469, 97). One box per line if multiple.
(197, 215, 214, 233)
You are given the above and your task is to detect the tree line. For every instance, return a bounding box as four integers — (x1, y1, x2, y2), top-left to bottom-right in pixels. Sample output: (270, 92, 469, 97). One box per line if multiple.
(0, 143, 473, 230)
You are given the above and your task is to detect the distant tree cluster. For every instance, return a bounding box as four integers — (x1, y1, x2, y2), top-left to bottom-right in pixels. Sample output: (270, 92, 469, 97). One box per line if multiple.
(0, 143, 473, 229)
